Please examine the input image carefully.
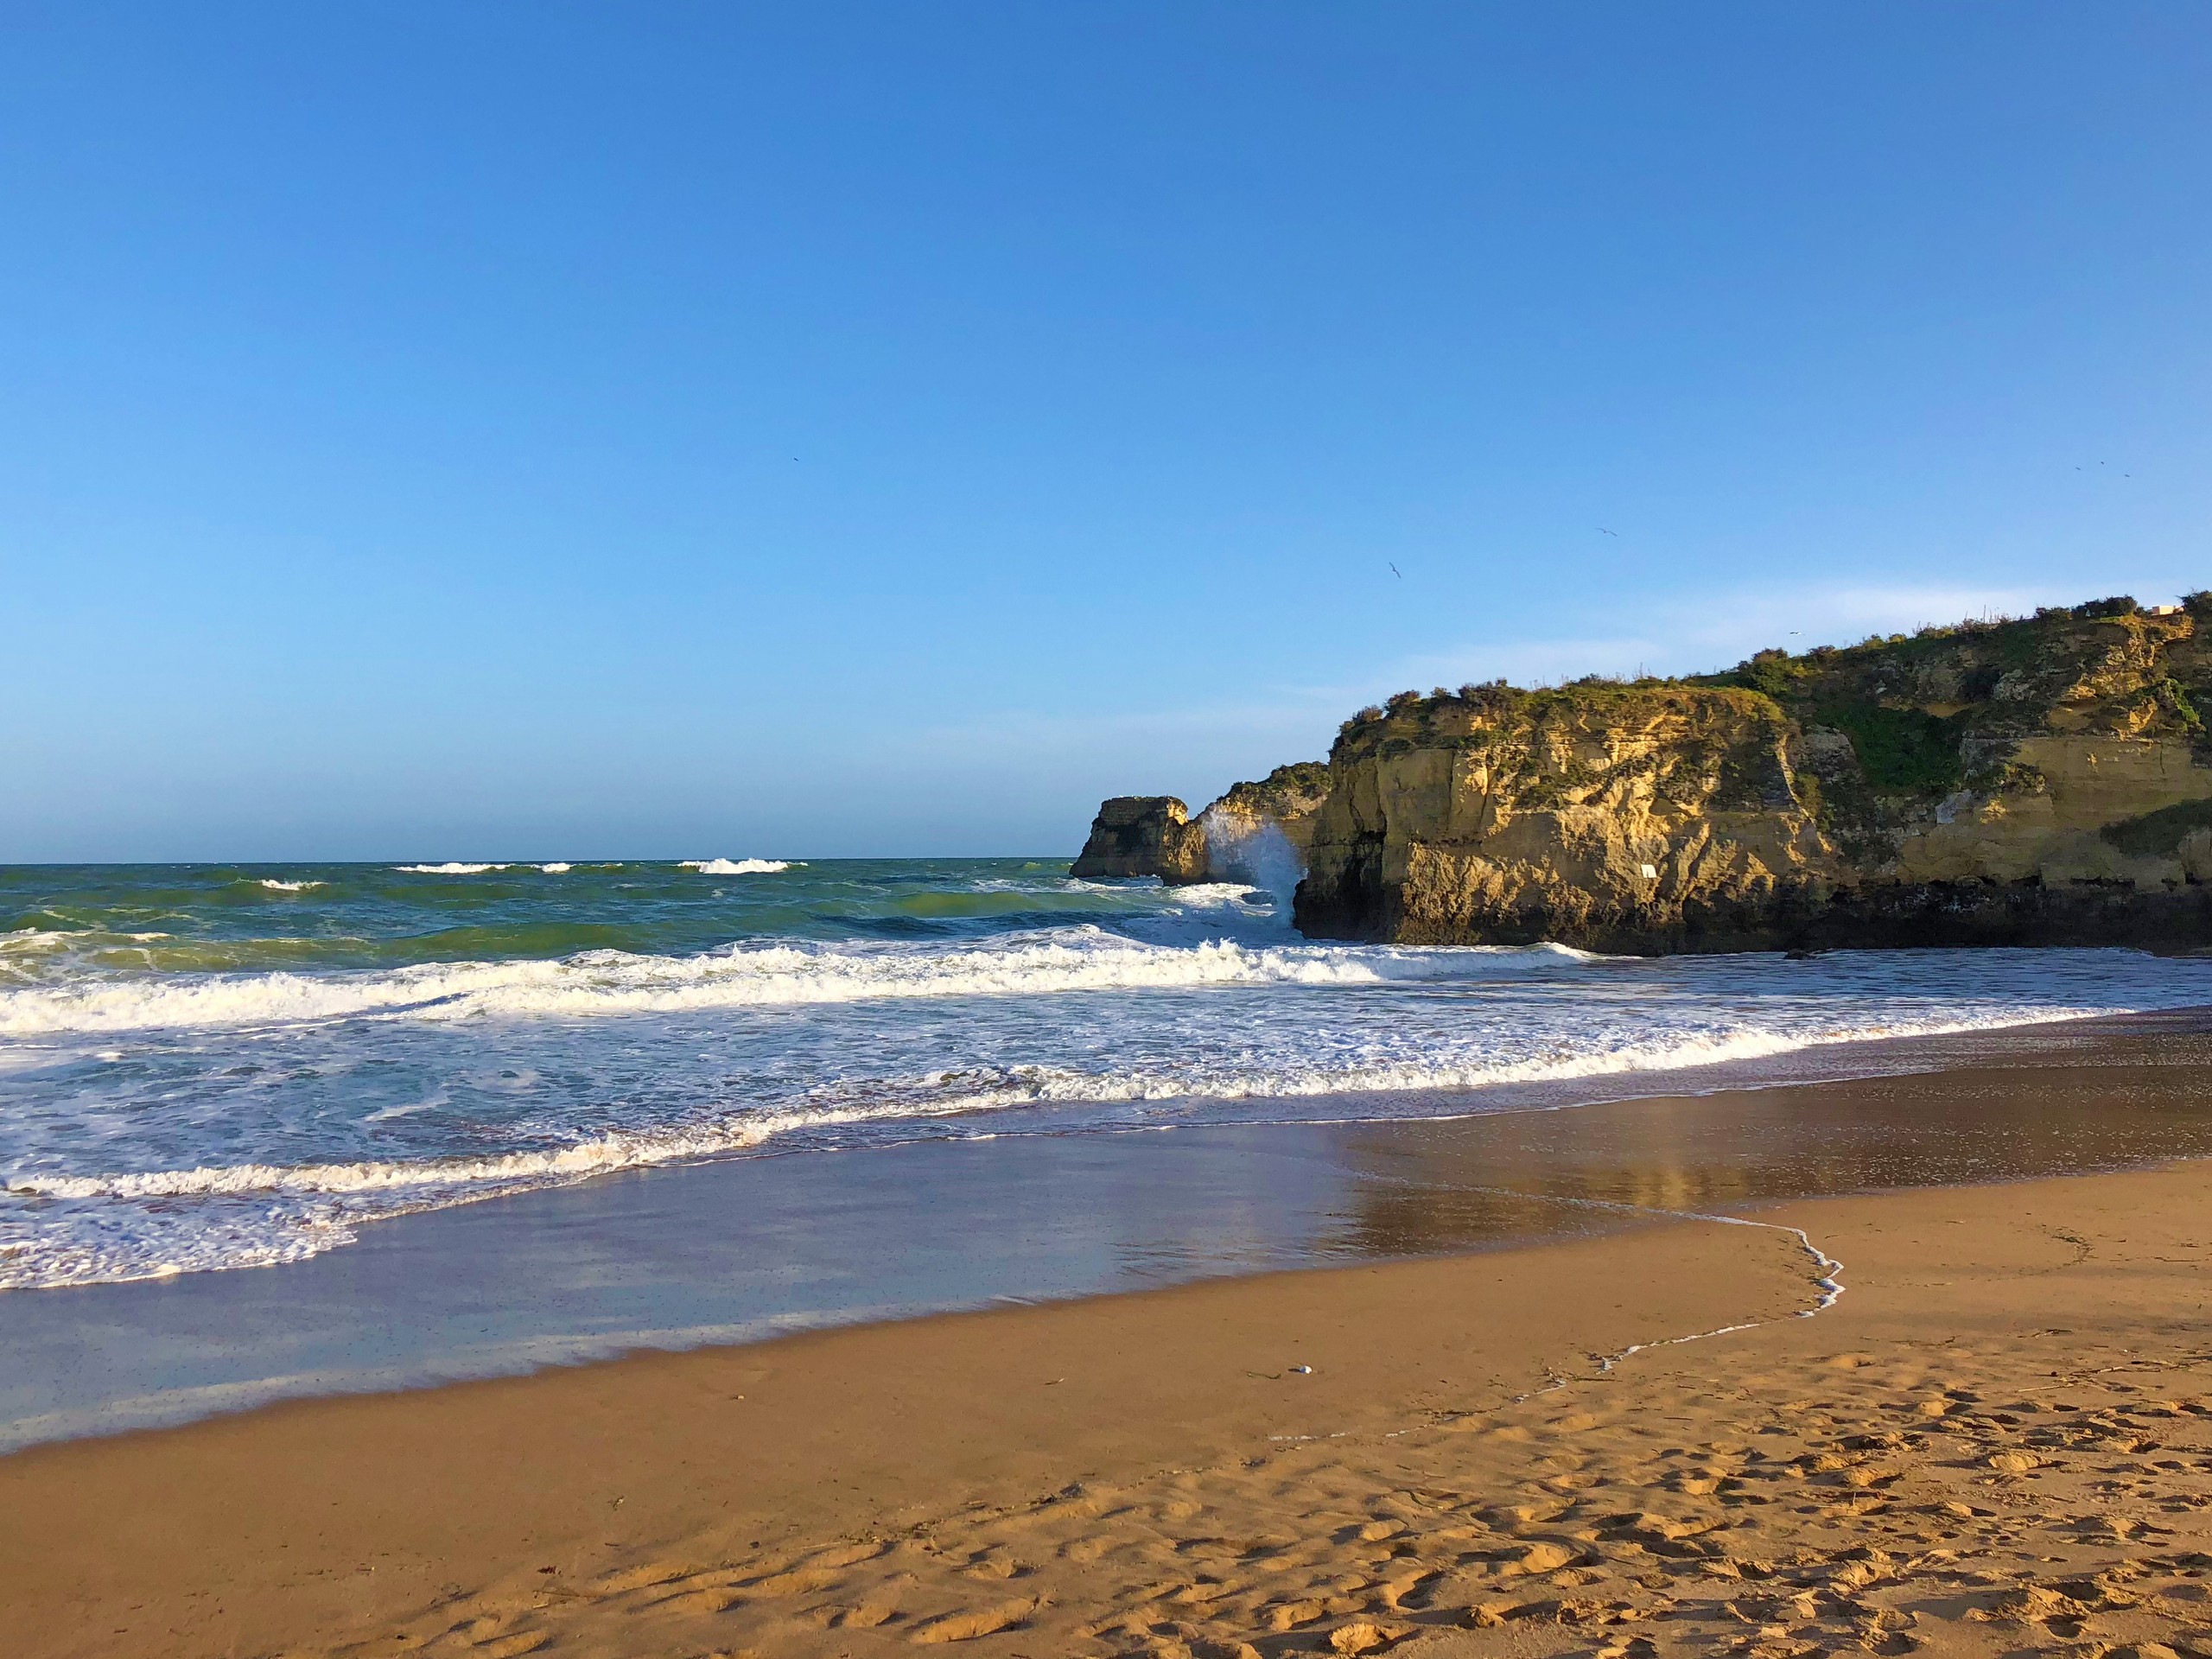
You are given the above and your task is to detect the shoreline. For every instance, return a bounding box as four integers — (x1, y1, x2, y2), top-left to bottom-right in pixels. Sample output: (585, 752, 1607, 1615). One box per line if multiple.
(10, 1005, 2212, 1455)
(14, 1154, 2212, 1656)
(10, 931, 2206, 1297)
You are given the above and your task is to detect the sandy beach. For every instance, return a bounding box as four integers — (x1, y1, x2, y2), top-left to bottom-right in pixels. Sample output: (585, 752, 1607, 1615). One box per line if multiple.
(10, 11, 2207, 1657)
(13, 1056, 2212, 1658)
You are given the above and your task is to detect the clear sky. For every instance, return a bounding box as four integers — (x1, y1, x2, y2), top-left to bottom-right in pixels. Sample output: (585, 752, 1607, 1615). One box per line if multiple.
(3, 4, 2208, 861)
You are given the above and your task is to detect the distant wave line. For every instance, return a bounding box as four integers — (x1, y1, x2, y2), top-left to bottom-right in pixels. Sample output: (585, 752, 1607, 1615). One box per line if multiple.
(0, 931, 1547, 1036)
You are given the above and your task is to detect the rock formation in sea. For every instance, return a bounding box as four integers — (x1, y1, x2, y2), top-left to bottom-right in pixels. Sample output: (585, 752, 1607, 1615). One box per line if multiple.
(1069, 764, 1331, 890)
(1078, 594, 2212, 952)
(1070, 796, 1211, 881)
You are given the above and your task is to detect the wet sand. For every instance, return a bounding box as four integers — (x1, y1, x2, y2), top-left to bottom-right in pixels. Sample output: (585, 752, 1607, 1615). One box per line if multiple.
(8, 1162, 2212, 1659)
(12, 1020, 2212, 1656)
(14, 1007, 2212, 1452)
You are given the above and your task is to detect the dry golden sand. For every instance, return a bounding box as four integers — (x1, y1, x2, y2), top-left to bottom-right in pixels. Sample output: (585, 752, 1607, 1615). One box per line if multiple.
(10, 1160, 2212, 1659)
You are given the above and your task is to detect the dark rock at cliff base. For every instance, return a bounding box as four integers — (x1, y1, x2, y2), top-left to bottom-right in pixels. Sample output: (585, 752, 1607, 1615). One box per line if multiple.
(1070, 797, 1210, 881)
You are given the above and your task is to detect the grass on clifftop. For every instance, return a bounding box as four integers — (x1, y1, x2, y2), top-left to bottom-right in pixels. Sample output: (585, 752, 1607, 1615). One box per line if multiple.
(1332, 593, 2212, 817)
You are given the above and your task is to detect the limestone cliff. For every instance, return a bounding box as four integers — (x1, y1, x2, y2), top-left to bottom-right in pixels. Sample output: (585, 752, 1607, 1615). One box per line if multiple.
(1070, 763, 1332, 887)
(1294, 594, 2212, 951)
(1070, 797, 1210, 880)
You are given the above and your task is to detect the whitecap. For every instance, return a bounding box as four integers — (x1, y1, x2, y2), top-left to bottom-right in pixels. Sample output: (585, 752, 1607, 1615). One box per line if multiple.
(0, 930, 1471, 1036)
(394, 862, 508, 875)
(537, 863, 572, 874)
(16, 918, 2212, 1298)
(680, 858, 795, 875)
(1156, 881, 1262, 906)
(0, 992, 2131, 1293)
(257, 879, 322, 893)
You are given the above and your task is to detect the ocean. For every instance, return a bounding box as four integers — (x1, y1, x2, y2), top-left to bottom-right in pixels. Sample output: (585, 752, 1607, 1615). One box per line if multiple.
(7, 855, 2212, 1295)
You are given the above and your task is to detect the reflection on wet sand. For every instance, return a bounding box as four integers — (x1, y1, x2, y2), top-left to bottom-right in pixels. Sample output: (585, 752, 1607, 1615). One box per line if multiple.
(8, 1007, 2212, 1450)
(1326, 1007, 2212, 1257)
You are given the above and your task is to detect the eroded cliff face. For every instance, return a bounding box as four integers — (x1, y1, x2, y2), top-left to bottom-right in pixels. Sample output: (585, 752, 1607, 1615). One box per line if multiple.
(1194, 762, 1330, 893)
(1294, 596, 2212, 951)
(1206, 763, 1332, 855)
(1071, 764, 1332, 887)
(1295, 683, 1839, 949)
(1070, 797, 1210, 881)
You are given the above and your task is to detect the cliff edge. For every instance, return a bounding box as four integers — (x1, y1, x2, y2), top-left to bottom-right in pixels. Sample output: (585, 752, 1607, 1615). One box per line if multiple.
(1070, 763, 1331, 887)
(1070, 797, 1210, 881)
(1294, 594, 2212, 951)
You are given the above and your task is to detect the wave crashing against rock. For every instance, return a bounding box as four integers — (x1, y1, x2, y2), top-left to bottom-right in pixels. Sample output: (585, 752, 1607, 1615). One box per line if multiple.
(1077, 594, 2212, 953)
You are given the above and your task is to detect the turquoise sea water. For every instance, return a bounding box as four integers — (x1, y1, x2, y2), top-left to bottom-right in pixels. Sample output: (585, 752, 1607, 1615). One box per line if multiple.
(6, 856, 2212, 1291)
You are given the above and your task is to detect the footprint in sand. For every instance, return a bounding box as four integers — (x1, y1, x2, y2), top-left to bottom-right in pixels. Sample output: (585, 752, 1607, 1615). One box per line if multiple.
(584, 1560, 699, 1597)
(908, 1595, 1038, 1643)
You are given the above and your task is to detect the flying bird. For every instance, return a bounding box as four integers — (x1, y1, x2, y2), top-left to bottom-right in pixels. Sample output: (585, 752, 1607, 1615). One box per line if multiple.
(1389, 563, 1403, 579)
(1598, 527, 1618, 537)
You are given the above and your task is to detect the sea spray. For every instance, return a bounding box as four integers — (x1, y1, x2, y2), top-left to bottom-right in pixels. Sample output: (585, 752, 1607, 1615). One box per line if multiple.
(1197, 806, 1306, 912)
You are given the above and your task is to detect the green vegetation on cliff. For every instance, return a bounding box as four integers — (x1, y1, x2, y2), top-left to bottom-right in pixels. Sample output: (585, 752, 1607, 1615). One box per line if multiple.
(1295, 593, 2212, 951)
(1215, 760, 1330, 818)
(1336, 594, 2212, 847)
(1335, 679, 1797, 819)
(1700, 594, 2212, 752)
(1089, 590, 2212, 953)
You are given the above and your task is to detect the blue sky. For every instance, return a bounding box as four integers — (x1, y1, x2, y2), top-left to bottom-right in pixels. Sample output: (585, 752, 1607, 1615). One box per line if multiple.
(3, 4, 2208, 860)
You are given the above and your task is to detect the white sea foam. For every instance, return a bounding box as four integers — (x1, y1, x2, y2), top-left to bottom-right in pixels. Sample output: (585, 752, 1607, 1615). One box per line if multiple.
(16, 1127, 779, 1200)
(538, 863, 572, 874)
(0, 929, 73, 959)
(3, 927, 169, 953)
(2, 928, 174, 986)
(0, 1096, 1014, 1288)
(8, 1201, 358, 1289)
(893, 1005, 2109, 1109)
(257, 879, 322, 892)
(0, 1002, 2084, 1208)
(16, 854, 2212, 1300)
(0, 931, 1453, 1035)
(0, 991, 2127, 1293)
(394, 862, 509, 874)
(1153, 881, 1271, 907)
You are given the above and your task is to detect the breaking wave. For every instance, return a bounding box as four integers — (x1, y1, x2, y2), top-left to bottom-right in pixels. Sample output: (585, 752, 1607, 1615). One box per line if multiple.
(10, 855, 2212, 1293)
(2, 1000, 2101, 1202)
(0, 930, 1468, 1037)
(0, 992, 2127, 1291)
